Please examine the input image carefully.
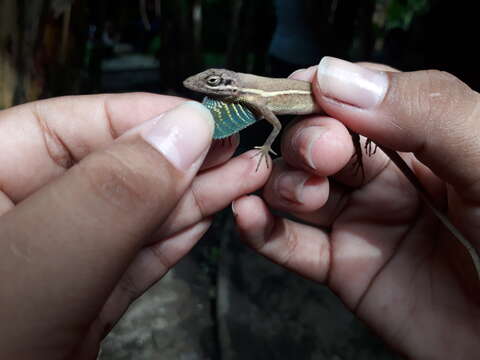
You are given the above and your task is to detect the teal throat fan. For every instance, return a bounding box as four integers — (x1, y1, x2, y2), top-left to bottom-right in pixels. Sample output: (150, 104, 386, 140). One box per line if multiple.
(202, 97, 258, 139)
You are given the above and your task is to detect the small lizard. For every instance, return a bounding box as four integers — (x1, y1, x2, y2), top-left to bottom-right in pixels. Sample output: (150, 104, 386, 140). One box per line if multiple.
(184, 69, 316, 170)
(183, 68, 480, 280)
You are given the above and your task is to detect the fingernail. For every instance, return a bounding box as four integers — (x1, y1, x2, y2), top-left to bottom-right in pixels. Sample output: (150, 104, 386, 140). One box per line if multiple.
(293, 126, 328, 170)
(317, 56, 388, 109)
(142, 101, 214, 171)
(275, 171, 311, 204)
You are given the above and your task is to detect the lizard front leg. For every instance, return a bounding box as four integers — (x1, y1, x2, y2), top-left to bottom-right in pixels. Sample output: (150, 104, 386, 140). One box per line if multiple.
(248, 103, 281, 171)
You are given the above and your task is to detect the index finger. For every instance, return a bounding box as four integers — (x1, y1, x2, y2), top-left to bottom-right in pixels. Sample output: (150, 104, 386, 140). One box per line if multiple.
(0, 93, 184, 202)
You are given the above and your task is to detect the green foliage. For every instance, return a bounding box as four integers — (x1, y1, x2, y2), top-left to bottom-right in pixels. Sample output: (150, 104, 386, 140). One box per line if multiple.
(381, 0, 430, 30)
(203, 53, 226, 67)
(148, 35, 162, 55)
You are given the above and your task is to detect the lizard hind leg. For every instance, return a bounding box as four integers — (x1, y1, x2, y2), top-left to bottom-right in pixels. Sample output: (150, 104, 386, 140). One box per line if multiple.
(350, 132, 366, 183)
(365, 138, 378, 156)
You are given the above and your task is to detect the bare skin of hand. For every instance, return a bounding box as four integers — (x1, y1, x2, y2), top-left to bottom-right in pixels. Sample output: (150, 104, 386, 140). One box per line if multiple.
(0, 94, 270, 360)
(234, 58, 480, 359)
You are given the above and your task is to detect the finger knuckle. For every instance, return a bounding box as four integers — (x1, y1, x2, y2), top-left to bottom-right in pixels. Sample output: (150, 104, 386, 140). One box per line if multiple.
(393, 70, 476, 137)
(77, 149, 170, 213)
(428, 70, 477, 127)
(117, 271, 143, 303)
(189, 181, 208, 219)
(148, 245, 172, 271)
(418, 70, 471, 119)
(280, 227, 300, 268)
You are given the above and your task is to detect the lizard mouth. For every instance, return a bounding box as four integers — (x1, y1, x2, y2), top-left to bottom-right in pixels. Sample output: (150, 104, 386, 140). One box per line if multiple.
(182, 76, 196, 91)
(205, 93, 226, 100)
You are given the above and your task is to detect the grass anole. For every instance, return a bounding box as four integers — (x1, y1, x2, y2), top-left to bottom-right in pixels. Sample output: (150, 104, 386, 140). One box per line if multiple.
(183, 68, 480, 280)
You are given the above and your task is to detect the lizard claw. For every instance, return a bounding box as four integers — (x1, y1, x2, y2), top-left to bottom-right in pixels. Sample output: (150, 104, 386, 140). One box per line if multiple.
(252, 145, 277, 171)
(365, 138, 378, 156)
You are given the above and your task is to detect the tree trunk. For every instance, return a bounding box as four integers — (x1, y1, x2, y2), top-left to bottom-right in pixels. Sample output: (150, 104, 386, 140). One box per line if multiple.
(0, 0, 85, 108)
(14, 0, 48, 104)
(0, 0, 18, 109)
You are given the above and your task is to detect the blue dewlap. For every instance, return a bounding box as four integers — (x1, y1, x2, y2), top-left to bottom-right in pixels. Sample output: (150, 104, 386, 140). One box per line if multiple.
(202, 97, 258, 139)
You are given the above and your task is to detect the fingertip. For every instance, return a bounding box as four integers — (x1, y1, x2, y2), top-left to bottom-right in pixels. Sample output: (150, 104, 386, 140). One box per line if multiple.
(288, 65, 317, 81)
(233, 195, 273, 249)
(233, 195, 269, 227)
(281, 116, 354, 176)
(263, 161, 329, 213)
(182, 100, 216, 130)
(141, 101, 214, 172)
(288, 68, 307, 79)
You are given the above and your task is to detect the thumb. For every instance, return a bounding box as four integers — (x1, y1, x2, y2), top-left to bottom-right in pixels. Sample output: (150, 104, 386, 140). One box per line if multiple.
(0, 101, 213, 356)
(314, 57, 480, 195)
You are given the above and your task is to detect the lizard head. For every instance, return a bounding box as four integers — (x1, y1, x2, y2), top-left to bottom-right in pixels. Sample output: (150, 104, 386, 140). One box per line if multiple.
(183, 69, 240, 98)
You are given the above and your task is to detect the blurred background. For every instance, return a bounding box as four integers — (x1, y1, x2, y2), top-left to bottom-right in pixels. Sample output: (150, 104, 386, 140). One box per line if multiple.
(0, 0, 477, 359)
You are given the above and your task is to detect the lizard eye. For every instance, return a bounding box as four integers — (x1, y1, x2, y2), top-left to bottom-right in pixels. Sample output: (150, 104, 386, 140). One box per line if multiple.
(206, 76, 221, 86)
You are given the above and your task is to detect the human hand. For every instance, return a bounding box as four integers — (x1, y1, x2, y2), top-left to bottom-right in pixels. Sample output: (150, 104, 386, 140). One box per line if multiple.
(233, 57, 480, 358)
(0, 94, 270, 359)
